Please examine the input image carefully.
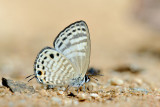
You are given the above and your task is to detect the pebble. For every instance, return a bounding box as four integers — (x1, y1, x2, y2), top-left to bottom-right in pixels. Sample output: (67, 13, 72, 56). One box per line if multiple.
(77, 93, 88, 101)
(90, 93, 99, 98)
(110, 78, 124, 86)
(88, 82, 98, 92)
(2, 77, 35, 93)
(57, 91, 64, 95)
(90, 93, 100, 99)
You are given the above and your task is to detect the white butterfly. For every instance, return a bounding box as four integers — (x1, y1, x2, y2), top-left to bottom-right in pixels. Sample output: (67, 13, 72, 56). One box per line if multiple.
(27, 21, 91, 90)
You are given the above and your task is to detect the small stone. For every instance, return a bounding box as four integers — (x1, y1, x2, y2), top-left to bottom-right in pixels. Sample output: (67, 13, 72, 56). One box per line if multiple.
(110, 78, 124, 86)
(52, 97, 62, 105)
(57, 91, 64, 95)
(90, 93, 100, 98)
(88, 82, 98, 92)
(2, 77, 35, 93)
(77, 92, 87, 101)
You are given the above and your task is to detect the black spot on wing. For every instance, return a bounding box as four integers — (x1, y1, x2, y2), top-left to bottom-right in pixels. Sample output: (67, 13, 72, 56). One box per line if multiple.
(44, 51, 48, 53)
(44, 56, 47, 60)
(66, 29, 70, 32)
(42, 66, 45, 70)
(37, 71, 42, 76)
(50, 54, 54, 59)
(56, 39, 60, 44)
(60, 34, 64, 37)
(72, 29, 76, 32)
(82, 28, 86, 31)
(67, 33, 72, 36)
(41, 61, 44, 64)
(71, 25, 75, 28)
(57, 53, 59, 56)
(81, 23, 85, 26)
(58, 42, 63, 48)
(62, 37, 67, 41)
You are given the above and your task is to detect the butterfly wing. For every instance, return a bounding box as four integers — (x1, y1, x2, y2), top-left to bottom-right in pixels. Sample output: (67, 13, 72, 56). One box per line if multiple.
(34, 47, 78, 86)
(53, 21, 91, 77)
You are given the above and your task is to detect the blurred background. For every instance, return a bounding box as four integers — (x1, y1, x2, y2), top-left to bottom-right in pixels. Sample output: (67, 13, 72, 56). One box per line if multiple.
(0, 0, 160, 88)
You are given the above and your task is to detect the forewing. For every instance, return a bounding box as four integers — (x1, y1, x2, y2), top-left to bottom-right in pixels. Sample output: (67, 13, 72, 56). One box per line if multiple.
(53, 21, 91, 77)
(34, 47, 77, 86)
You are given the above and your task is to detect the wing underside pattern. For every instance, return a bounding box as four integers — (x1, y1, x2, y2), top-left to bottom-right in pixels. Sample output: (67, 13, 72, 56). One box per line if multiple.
(53, 21, 91, 77)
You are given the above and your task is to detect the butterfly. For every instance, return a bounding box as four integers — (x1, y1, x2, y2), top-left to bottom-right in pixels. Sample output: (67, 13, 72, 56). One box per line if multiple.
(26, 21, 91, 91)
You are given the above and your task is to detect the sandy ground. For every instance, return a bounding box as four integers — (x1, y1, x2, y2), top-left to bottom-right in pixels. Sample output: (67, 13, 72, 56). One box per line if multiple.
(0, 0, 160, 107)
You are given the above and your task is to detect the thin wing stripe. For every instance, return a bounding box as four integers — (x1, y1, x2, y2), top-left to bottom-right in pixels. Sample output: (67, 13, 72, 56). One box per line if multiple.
(61, 38, 87, 53)
(66, 52, 85, 59)
(59, 33, 87, 51)
(63, 42, 87, 55)
(59, 63, 70, 81)
(70, 36, 87, 44)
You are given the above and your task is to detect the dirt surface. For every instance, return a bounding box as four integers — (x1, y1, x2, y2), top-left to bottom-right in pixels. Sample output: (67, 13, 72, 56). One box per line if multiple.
(0, 0, 160, 107)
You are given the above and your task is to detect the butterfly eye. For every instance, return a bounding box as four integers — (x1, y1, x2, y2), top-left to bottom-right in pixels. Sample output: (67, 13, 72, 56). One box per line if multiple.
(37, 70, 42, 76)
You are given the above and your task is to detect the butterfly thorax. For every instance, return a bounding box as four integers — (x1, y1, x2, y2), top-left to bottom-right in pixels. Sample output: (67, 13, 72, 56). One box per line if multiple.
(70, 75, 90, 87)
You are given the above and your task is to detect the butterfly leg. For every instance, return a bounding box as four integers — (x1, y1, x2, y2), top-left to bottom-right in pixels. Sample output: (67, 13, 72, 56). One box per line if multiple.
(77, 87, 80, 93)
(82, 84, 86, 92)
(65, 85, 71, 93)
